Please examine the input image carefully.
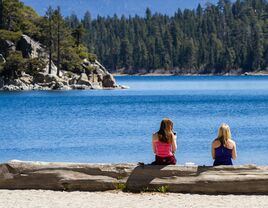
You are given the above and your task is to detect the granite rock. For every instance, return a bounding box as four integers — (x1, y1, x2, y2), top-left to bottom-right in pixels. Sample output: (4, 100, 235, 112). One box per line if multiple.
(102, 73, 117, 88)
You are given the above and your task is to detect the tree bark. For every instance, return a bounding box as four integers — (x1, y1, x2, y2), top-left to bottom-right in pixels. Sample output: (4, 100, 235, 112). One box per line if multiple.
(0, 0, 3, 29)
(56, 7, 61, 77)
(48, 13, 52, 74)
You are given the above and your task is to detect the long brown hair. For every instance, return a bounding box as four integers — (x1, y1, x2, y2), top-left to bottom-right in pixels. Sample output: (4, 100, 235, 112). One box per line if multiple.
(216, 123, 232, 146)
(157, 118, 174, 143)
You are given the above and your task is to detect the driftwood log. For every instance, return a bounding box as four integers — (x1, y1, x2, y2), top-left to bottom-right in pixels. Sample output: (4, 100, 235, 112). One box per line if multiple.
(0, 160, 267, 194)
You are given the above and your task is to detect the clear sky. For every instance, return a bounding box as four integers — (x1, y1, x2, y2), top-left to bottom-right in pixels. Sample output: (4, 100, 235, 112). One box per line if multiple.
(21, 0, 219, 18)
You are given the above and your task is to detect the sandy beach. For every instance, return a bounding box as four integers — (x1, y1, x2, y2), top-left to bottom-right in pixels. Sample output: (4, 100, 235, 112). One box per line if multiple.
(0, 190, 267, 208)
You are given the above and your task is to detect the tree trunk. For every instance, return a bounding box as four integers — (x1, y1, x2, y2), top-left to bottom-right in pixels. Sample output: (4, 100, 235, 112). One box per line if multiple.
(48, 14, 52, 74)
(56, 7, 60, 77)
(77, 33, 80, 47)
(0, 0, 3, 29)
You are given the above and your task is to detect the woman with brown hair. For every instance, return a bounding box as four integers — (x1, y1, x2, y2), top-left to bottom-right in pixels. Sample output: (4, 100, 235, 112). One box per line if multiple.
(212, 123, 237, 166)
(151, 118, 177, 165)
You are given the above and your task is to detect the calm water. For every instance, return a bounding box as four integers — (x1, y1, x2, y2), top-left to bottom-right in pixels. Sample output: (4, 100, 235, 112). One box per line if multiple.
(0, 76, 268, 165)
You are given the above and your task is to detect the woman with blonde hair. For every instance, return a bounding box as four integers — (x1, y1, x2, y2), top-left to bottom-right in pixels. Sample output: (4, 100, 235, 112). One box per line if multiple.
(212, 123, 237, 166)
(151, 118, 177, 165)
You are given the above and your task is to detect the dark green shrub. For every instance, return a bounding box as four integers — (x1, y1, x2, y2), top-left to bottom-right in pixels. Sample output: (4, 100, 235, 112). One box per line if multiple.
(25, 58, 46, 76)
(1, 51, 25, 78)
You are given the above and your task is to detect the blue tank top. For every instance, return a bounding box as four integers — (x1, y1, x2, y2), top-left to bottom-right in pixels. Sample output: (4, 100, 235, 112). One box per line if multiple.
(213, 143, 233, 166)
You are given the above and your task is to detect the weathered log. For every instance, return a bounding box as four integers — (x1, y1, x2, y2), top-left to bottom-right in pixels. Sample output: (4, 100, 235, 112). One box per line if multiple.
(0, 160, 267, 194)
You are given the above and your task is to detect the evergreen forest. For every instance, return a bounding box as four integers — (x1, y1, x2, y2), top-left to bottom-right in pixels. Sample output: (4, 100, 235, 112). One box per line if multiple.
(65, 0, 268, 74)
(1, 0, 268, 75)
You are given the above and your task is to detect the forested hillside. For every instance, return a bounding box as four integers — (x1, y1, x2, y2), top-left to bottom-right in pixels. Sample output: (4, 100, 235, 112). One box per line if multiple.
(66, 0, 268, 74)
(0, 0, 119, 91)
(0, 0, 96, 79)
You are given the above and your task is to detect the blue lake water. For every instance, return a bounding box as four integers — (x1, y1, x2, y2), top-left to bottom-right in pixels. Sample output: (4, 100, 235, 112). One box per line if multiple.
(0, 76, 268, 165)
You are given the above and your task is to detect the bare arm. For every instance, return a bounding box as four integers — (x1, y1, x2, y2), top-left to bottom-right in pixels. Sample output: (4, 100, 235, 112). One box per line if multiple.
(232, 142, 237, 160)
(211, 142, 215, 159)
(171, 134, 177, 153)
(152, 134, 156, 154)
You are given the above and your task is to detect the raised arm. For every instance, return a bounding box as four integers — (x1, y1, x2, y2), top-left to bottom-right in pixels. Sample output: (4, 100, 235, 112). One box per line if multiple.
(232, 142, 237, 160)
(171, 134, 177, 153)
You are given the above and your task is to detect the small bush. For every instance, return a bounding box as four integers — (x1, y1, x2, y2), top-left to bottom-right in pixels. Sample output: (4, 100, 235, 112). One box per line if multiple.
(78, 51, 88, 59)
(84, 65, 96, 75)
(88, 53, 97, 62)
(114, 182, 127, 191)
(157, 185, 169, 193)
(25, 58, 46, 76)
(1, 51, 25, 78)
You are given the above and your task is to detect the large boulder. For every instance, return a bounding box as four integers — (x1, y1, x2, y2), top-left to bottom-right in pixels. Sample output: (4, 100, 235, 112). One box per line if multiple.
(69, 76, 79, 85)
(0, 39, 16, 57)
(16, 35, 45, 59)
(102, 73, 117, 88)
(33, 72, 49, 83)
(51, 81, 70, 90)
(43, 61, 60, 76)
(34, 72, 58, 83)
(16, 35, 62, 77)
(95, 60, 109, 74)
(19, 74, 33, 85)
(7, 79, 32, 90)
(77, 73, 92, 86)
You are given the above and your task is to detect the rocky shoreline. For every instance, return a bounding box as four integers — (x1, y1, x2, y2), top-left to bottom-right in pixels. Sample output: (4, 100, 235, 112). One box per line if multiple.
(0, 61, 127, 91)
(113, 71, 268, 77)
(0, 35, 127, 91)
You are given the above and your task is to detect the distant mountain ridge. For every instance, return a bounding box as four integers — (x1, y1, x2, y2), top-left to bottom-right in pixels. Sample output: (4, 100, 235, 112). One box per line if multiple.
(21, 0, 219, 18)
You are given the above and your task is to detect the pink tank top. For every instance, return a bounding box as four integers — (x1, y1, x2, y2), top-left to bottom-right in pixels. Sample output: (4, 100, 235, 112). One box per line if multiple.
(154, 140, 173, 157)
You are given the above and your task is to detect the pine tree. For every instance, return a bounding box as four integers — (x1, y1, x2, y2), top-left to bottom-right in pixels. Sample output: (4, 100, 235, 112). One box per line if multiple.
(72, 24, 85, 47)
(46, 6, 53, 74)
(56, 7, 61, 76)
(0, 0, 3, 29)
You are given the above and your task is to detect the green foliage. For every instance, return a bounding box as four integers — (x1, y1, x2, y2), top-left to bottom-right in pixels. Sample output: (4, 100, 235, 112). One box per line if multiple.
(77, 45, 89, 59)
(88, 53, 97, 62)
(113, 182, 127, 191)
(0, 1, 99, 76)
(20, 6, 41, 38)
(72, 24, 85, 47)
(0, 29, 22, 42)
(63, 0, 268, 74)
(84, 65, 97, 76)
(1, 51, 24, 78)
(2, 0, 24, 31)
(4, 0, 268, 75)
(39, 6, 92, 74)
(0, 63, 4, 75)
(1, 0, 40, 38)
(24, 58, 46, 76)
(157, 185, 169, 193)
(60, 45, 84, 72)
(141, 185, 169, 193)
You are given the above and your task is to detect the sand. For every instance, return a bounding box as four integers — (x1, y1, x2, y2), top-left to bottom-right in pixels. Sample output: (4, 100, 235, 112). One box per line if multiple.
(0, 190, 267, 208)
